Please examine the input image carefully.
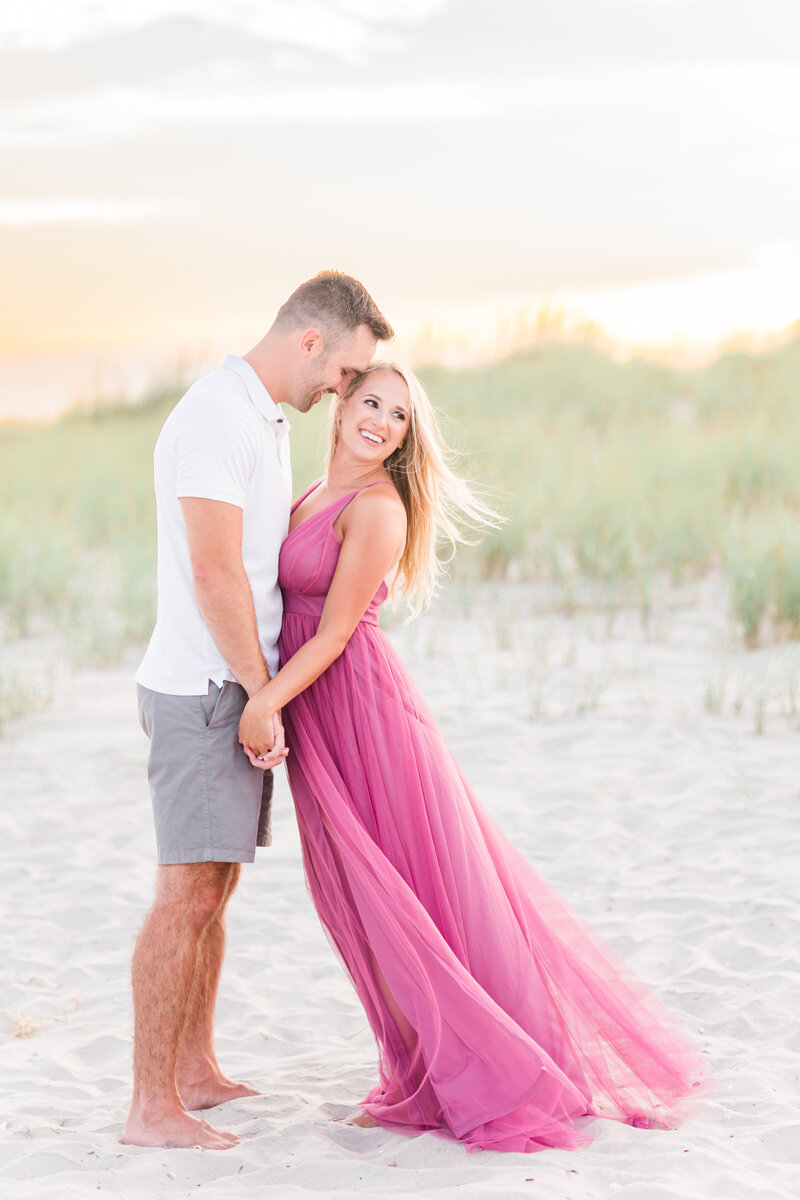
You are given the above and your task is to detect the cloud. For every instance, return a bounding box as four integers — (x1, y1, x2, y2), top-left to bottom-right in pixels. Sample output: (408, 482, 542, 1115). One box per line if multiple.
(0, 78, 494, 146)
(0, 199, 190, 224)
(0, 1, 445, 55)
(1, 59, 796, 149)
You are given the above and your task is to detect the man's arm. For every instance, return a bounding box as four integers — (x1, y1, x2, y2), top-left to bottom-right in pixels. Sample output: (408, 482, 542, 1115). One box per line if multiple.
(181, 496, 285, 759)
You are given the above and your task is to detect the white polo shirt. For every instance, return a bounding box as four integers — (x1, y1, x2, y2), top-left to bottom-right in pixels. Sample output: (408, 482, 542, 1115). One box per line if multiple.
(136, 355, 291, 695)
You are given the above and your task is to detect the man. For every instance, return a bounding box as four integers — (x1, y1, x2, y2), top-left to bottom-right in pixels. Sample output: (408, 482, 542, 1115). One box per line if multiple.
(123, 272, 394, 1150)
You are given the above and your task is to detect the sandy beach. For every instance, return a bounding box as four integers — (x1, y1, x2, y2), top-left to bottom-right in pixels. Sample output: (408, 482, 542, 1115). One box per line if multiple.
(1, 579, 798, 1199)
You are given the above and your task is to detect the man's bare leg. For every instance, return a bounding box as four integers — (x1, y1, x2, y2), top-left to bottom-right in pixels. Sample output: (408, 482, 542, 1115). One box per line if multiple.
(122, 862, 240, 1149)
(176, 863, 258, 1110)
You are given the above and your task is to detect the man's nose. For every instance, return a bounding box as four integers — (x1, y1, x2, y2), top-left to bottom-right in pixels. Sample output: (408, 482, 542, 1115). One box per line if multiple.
(332, 371, 353, 397)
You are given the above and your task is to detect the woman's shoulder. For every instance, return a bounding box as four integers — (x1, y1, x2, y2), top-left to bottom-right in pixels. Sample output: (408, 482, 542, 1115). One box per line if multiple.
(340, 480, 406, 538)
(356, 479, 405, 516)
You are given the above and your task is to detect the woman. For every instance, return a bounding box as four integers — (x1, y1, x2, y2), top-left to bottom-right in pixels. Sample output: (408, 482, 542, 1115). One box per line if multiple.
(238, 363, 711, 1153)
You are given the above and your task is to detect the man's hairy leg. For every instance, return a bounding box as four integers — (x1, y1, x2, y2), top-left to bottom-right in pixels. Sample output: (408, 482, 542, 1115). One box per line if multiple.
(122, 862, 240, 1149)
(176, 863, 259, 1110)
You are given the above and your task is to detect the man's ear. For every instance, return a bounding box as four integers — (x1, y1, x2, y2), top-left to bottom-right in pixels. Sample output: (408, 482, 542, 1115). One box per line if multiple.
(299, 328, 324, 358)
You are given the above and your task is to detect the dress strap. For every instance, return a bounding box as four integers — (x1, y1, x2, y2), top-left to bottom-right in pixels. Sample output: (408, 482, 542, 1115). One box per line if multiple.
(329, 480, 397, 521)
(290, 479, 324, 514)
(290, 478, 398, 533)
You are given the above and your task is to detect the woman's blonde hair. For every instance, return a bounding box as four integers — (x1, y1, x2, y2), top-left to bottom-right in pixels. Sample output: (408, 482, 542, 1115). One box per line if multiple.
(325, 362, 502, 617)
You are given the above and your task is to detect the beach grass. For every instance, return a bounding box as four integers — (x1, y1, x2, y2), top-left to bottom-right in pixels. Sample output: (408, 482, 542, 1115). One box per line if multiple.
(1, 336, 799, 721)
(420, 339, 800, 637)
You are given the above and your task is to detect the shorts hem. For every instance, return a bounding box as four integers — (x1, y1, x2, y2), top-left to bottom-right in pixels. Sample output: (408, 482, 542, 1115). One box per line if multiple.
(156, 846, 258, 865)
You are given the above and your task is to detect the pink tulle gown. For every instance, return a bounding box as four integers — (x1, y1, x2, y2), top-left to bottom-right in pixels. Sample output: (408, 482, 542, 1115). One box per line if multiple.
(278, 482, 712, 1154)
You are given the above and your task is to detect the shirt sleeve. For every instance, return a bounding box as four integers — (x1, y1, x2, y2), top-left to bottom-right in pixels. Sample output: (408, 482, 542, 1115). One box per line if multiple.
(174, 390, 260, 508)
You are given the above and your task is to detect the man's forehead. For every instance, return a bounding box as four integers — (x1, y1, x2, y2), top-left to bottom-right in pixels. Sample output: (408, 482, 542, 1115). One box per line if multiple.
(341, 327, 377, 367)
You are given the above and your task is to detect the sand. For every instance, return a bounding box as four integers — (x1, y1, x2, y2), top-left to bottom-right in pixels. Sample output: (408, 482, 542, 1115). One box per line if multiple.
(1, 579, 798, 1199)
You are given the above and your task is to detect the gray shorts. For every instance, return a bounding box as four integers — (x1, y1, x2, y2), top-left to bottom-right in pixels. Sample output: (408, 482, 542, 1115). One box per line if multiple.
(137, 681, 273, 865)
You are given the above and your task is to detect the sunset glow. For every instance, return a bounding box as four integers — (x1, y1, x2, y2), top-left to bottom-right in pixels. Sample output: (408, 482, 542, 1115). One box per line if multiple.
(2, 1, 798, 418)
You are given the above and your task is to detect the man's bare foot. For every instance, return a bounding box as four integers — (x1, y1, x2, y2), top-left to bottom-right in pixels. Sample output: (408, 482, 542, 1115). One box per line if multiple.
(179, 1073, 259, 1112)
(122, 1105, 240, 1149)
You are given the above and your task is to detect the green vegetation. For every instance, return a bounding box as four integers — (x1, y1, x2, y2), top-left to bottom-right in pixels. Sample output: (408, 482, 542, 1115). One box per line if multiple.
(1, 336, 798, 725)
(421, 338, 800, 641)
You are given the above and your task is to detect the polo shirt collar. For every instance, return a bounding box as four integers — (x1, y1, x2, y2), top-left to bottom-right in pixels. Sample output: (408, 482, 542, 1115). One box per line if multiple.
(223, 354, 286, 424)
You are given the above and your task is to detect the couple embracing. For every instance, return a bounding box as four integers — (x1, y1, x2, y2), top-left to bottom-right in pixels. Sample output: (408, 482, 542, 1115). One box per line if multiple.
(125, 271, 709, 1154)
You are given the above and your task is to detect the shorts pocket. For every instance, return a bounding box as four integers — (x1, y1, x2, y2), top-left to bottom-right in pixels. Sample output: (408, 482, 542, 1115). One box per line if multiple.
(199, 682, 224, 729)
(137, 684, 154, 738)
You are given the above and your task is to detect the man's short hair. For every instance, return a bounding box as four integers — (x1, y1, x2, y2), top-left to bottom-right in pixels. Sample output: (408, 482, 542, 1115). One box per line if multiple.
(272, 270, 394, 344)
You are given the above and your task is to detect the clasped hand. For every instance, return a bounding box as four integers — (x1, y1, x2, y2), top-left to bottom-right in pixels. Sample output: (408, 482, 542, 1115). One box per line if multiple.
(238, 687, 288, 770)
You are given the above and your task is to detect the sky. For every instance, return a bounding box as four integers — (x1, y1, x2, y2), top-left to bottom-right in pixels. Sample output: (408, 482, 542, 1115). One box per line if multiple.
(2, 0, 799, 419)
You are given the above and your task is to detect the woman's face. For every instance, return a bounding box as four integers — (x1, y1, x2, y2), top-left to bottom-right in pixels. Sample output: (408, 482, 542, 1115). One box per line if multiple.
(338, 370, 410, 465)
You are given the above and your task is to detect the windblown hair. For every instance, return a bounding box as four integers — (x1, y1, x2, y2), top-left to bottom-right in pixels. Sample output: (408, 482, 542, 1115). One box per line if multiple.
(272, 270, 394, 344)
(326, 363, 502, 617)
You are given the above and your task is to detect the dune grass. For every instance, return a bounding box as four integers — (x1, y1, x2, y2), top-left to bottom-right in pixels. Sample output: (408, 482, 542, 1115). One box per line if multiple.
(420, 338, 800, 640)
(1, 336, 798, 721)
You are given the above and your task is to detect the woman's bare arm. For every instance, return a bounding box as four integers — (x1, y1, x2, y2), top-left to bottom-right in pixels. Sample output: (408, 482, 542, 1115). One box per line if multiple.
(238, 487, 406, 757)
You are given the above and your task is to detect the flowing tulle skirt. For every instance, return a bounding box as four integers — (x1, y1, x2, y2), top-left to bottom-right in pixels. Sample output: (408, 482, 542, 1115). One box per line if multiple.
(280, 612, 711, 1153)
